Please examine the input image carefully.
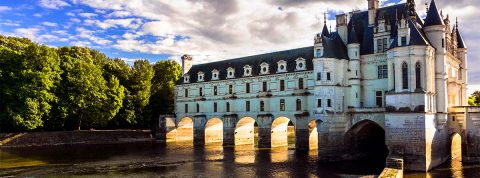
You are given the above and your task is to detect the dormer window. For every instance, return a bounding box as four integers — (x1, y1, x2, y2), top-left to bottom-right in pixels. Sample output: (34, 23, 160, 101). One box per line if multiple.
(243, 65, 252, 76)
(295, 57, 306, 71)
(260, 62, 269, 75)
(227, 67, 235, 79)
(211, 69, 219, 80)
(277, 60, 287, 73)
(184, 74, 190, 83)
(197, 71, 204, 82)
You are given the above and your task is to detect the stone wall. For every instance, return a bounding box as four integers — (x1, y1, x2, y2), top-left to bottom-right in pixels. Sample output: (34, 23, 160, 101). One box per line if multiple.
(0, 130, 153, 147)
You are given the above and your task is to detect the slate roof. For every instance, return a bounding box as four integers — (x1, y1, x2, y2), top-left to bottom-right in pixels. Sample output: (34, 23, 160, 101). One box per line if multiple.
(322, 32, 349, 59)
(390, 19, 430, 48)
(456, 28, 467, 49)
(348, 23, 359, 44)
(176, 47, 314, 85)
(424, 0, 444, 26)
(321, 24, 330, 37)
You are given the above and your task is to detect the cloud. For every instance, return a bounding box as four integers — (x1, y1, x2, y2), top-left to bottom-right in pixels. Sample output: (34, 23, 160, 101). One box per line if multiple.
(0, 20, 20, 27)
(0, 6, 12, 12)
(75, 27, 111, 45)
(85, 18, 143, 29)
(78, 12, 97, 18)
(42, 21, 58, 27)
(39, 0, 70, 9)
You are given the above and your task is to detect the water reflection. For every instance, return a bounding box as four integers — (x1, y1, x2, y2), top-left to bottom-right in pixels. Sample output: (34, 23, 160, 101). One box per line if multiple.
(0, 142, 386, 177)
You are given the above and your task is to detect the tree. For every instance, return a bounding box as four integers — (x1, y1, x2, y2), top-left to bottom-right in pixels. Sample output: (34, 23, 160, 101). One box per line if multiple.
(0, 36, 61, 131)
(54, 47, 124, 130)
(470, 91, 480, 106)
(148, 60, 181, 122)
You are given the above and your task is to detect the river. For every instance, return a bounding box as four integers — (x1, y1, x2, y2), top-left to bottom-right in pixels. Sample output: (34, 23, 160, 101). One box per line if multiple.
(1, 142, 479, 177)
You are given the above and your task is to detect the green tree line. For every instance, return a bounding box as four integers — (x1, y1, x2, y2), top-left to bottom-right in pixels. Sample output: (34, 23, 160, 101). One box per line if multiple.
(0, 35, 181, 132)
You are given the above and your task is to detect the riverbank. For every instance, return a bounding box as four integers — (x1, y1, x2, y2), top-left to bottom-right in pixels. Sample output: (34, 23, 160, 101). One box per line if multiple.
(0, 130, 153, 147)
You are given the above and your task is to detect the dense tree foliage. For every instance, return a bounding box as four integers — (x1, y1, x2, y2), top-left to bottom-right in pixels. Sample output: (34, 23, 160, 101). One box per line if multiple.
(469, 91, 480, 106)
(0, 35, 181, 132)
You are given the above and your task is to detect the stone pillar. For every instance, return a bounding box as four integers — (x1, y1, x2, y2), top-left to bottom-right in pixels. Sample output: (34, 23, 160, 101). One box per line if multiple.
(155, 115, 177, 143)
(257, 114, 273, 148)
(193, 115, 207, 146)
(295, 129, 310, 151)
(295, 114, 311, 151)
(317, 114, 348, 162)
(223, 115, 237, 146)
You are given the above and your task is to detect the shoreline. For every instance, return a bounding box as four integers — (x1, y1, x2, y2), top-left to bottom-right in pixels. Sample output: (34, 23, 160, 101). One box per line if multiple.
(0, 130, 154, 148)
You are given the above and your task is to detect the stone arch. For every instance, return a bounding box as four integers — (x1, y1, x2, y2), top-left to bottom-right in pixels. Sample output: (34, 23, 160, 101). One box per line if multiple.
(235, 117, 257, 146)
(177, 117, 194, 142)
(450, 133, 462, 161)
(205, 118, 223, 145)
(271, 116, 294, 148)
(308, 119, 318, 150)
(344, 119, 388, 159)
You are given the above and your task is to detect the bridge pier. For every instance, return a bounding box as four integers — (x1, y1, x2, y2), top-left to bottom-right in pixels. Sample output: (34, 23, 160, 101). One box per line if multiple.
(223, 115, 237, 146)
(193, 115, 207, 146)
(257, 114, 273, 148)
(295, 129, 309, 151)
(155, 115, 177, 143)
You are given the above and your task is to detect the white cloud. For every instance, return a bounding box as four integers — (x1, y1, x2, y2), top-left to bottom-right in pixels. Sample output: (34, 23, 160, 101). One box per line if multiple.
(66, 12, 75, 16)
(42, 21, 58, 27)
(39, 0, 70, 9)
(0, 20, 20, 27)
(70, 18, 81, 23)
(84, 18, 143, 29)
(106, 11, 131, 18)
(78, 12, 97, 18)
(70, 41, 91, 47)
(0, 6, 12, 12)
(75, 27, 111, 45)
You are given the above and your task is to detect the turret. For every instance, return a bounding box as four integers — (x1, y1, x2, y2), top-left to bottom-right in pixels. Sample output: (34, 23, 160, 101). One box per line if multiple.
(423, 0, 448, 114)
(314, 19, 330, 58)
(367, 0, 379, 26)
(456, 20, 468, 105)
(181, 54, 192, 76)
(348, 23, 361, 107)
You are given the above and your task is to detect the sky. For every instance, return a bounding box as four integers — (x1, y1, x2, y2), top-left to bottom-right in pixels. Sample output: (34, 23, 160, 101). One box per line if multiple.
(0, 0, 479, 94)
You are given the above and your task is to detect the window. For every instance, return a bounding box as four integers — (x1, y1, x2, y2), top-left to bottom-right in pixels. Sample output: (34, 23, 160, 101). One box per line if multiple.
(327, 72, 331, 81)
(383, 38, 388, 51)
(244, 65, 252, 76)
(199, 87, 203, 96)
(229, 85, 233, 94)
(416, 62, 421, 89)
(260, 101, 265, 111)
(260, 62, 269, 74)
(197, 72, 204, 81)
(185, 89, 188, 97)
(327, 99, 332, 107)
(214, 86, 218, 95)
(214, 102, 217, 112)
(442, 38, 445, 48)
(277, 60, 287, 73)
(296, 99, 302, 111)
(378, 65, 388, 79)
(246, 101, 250, 112)
(298, 78, 304, 89)
(356, 92, 358, 98)
(246, 83, 250, 93)
(376, 91, 383, 107)
(280, 80, 285, 91)
(280, 99, 285, 111)
(227, 67, 235, 79)
(316, 49, 321, 57)
(196, 103, 200, 112)
(296, 58, 306, 71)
(262, 81, 268, 92)
(355, 70, 358, 76)
(317, 72, 322, 80)
(226, 102, 230, 112)
(212, 69, 219, 80)
(185, 104, 188, 113)
(401, 36, 407, 46)
(402, 62, 408, 89)
(317, 99, 322, 107)
(377, 39, 383, 53)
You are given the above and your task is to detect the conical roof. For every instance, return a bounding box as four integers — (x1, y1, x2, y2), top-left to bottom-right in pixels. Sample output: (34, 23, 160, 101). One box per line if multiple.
(424, 0, 444, 26)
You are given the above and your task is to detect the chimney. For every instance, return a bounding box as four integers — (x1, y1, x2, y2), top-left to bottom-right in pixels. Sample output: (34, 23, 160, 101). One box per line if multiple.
(336, 14, 348, 44)
(368, 0, 379, 26)
(181, 54, 192, 76)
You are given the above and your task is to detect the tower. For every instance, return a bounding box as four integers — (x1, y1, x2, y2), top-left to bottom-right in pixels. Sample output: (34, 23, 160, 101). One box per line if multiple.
(347, 22, 361, 108)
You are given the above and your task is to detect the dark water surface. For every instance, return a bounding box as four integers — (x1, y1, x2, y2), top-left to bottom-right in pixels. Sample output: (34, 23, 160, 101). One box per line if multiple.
(0, 142, 478, 177)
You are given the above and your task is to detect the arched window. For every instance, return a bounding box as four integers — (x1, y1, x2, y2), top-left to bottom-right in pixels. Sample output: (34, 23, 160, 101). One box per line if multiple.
(296, 99, 302, 111)
(402, 62, 408, 89)
(415, 62, 421, 89)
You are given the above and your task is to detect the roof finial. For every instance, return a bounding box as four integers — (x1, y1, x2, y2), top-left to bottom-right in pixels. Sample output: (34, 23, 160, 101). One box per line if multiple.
(456, 17, 459, 28)
(425, 2, 429, 12)
(324, 11, 327, 25)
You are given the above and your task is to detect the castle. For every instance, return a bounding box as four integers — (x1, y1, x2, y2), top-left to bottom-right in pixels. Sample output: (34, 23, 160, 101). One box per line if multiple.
(165, 0, 476, 171)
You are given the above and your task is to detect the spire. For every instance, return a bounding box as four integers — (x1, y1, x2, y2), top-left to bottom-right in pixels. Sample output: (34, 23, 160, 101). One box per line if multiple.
(456, 19, 467, 49)
(424, 0, 444, 26)
(322, 12, 330, 37)
(348, 22, 359, 44)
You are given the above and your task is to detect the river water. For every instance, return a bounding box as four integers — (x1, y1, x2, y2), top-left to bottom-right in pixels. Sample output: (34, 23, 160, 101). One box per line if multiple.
(0, 142, 479, 177)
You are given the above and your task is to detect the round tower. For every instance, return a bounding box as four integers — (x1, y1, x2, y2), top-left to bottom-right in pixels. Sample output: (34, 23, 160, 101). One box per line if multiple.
(347, 24, 361, 108)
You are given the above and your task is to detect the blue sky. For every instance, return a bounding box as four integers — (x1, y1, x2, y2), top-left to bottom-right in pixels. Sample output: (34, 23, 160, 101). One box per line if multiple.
(0, 0, 479, 91)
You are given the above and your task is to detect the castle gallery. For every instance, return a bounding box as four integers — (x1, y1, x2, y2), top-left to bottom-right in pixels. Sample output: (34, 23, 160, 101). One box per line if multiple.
(170, 0, 472, 171)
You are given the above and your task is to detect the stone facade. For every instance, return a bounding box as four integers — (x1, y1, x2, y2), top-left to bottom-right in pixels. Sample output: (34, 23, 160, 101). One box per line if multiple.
(162, 0, 477, 172)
